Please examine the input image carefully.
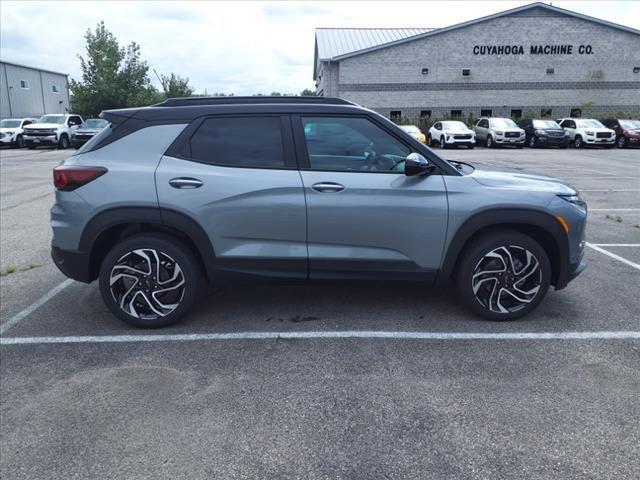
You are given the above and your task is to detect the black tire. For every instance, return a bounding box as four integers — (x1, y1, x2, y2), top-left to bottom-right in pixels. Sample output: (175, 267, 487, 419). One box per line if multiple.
(58, 134, 69, 149)
(455, 230, 551, 321)
(486, 135, 494, 148)
(574, 136, 583, 149)
(440, 135, 447, 149)
(15, 135, 24, 148)
(529, 136, 537, 148)
(428, 136, 436, 148)
(616, 136, 626, 148)
(98, 234, 202, 328)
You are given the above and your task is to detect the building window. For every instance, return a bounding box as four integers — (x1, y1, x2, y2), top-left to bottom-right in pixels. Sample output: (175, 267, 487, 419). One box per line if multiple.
(462, 69, 470, 77)
(633, 67, 640, 74)
(419, 110, 431, 120)
(570, 108, 581, 118)
(480, 109, 492, 117)
(450, 110, 462, 119)
(20, 80, 30, 89)
(511, 109, 522, 120)
(546, 67, 555, 75)
(421, 68, 429, 75)
(541, 108, 552, 118)
(52, 85, 60, 93)
(390, 111, 402, 122)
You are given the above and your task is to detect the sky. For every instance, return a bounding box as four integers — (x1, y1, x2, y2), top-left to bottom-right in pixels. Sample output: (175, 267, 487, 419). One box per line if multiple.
(1, 1, 639, 95)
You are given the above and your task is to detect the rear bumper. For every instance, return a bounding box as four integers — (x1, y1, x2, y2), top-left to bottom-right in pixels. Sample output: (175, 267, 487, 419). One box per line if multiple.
(51, 245, 92, 283)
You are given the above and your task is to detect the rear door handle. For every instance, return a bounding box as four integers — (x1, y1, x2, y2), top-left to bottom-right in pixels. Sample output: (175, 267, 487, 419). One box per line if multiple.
(169, 177, 203, 189)
(311, 182, 345, 193)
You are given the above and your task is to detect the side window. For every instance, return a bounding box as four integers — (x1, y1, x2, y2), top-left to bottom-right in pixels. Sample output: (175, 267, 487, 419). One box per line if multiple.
(68, 116, 82, 126)
(301, 117, 410, 172)
(189, 116, 284, 168)
(434, 123, 441, 130)
(479, 119, 489, 128)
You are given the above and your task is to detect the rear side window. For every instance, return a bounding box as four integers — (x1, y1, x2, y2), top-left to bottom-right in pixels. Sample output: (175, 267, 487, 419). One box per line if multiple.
(189, 116, 284, 168)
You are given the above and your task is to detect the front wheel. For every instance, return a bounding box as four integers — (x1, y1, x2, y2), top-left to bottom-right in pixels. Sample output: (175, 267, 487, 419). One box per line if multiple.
(574, 136, 583, 149)
(486, 136, 494, 148)
(455, 231, 551, 321)
(99, 234, 202, 328)
(58, 134, 69, 149)
(440, 136, 447, 149)
(15, 135, 25, 148)
(529, 136, 537, 148)
(616, 136, 626, 148)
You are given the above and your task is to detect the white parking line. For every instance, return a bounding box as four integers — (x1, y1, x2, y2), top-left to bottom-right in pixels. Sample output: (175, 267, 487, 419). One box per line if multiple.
(586, 243, 640, 271)
(591, 244, 640, 247)
(1, 330, 639, 346)
(0, 279, 73, 335)
(590, 208, 640, 212)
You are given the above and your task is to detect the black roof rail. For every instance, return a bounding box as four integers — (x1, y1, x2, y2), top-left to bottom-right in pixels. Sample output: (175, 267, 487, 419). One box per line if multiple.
(152, 96, 356, 107)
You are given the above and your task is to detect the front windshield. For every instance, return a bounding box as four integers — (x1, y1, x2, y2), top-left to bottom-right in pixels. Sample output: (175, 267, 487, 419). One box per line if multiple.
(620, 120, 640, 129)
(37, 115, 66, 124)
(533, 120, 561, 129)
(490, 118, 518, 129)
(400, 125, 420, 134)
(442, 121, 469, 132)
(0, 120, 21, 128)
(82, 119, 109, 129)
(576, 119, 605, 129)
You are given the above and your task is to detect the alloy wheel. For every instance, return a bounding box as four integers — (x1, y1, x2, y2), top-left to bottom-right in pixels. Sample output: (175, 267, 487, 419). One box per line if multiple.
(109, 248, 185, 320)
(471, 245, 542, 314)
(617, 136, 626, 148)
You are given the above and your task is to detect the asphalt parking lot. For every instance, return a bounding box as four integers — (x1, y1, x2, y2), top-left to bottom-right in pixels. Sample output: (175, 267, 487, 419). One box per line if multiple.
(1, 145, 639, 479)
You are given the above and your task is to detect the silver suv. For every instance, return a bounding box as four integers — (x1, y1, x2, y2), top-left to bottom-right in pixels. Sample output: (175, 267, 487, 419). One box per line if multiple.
(473, 117, 525, 148)
(51, 97, 587, 327)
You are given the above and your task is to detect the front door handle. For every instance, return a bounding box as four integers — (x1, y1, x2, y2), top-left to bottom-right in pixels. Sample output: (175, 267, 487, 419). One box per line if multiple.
(169, 177, 203, 189)
(312, 182, 345, 193)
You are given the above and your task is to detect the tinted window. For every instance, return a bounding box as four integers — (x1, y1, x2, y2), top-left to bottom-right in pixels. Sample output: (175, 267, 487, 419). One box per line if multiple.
(190, 117, 284, 168)
(302, 117, 410, 172)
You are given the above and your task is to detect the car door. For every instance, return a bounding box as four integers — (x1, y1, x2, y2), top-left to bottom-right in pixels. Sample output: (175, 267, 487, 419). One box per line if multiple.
(292, 114, 448, 281)
(156, 115, 308, 279)
(474, 119, 488, 141)
(560, 119, 576, 139)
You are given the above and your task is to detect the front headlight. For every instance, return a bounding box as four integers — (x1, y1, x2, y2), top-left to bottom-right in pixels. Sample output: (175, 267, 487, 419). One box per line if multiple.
(585, 131, 594, 136)
(535, 129, 546, 136)
(5, 131, 14, 135)
(496, 131, 504, 135)
(558, 194, 587, 213)
(564, 131, 570, 137)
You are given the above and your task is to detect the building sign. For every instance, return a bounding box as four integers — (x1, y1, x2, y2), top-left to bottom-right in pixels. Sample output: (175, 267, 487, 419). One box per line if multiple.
(473, 45, 593, 55)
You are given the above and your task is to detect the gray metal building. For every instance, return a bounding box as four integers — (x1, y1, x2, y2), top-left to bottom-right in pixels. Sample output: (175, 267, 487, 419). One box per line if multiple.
(313, 2, 640, 121)
(1, 61, 70, 120)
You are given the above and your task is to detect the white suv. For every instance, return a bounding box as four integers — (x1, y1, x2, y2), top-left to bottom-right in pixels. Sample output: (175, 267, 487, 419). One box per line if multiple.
(0, 118, 37, 148)
(428, 121, 475, 149)
(473, 117, 525, 148)
(557, 118, 615, 148)
(23, 114, 83, 149)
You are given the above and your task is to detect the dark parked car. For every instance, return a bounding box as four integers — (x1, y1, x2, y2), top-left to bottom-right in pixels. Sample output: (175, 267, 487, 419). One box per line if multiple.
(518, 119, 569, 148)
(71, 118, 110, 148)
(601, 118, 640, 148)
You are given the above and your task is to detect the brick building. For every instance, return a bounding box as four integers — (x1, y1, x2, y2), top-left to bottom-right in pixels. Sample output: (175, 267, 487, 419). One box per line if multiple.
(313, 2, 640, 121)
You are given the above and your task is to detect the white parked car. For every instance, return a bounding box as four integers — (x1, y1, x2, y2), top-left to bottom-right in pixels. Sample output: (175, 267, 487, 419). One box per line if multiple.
(428, 121, 476, 149)
(557, 118, 615, 148)
(0, 118, 37, 148)
(398, 125, 427, 144)
(473, 117, 525, 148)
(22, 114, 83, 149)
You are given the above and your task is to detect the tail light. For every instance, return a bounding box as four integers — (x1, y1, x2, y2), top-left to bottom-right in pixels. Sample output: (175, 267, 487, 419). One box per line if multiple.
(53, 166, 108, 191)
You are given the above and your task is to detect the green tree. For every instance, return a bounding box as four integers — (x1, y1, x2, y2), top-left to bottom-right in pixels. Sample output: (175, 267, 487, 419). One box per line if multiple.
(158, 72, 195, 98)
(70, 21, 158, 117)
(300, 88, 315, 96)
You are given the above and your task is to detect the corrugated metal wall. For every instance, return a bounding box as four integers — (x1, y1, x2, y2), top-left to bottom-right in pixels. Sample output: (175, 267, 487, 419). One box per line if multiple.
(0, 62, 69, 119)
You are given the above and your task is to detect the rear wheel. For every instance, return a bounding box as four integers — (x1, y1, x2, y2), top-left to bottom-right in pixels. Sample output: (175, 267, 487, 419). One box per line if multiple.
(455, 231, 551, 321)
(99, 234, 202, 328)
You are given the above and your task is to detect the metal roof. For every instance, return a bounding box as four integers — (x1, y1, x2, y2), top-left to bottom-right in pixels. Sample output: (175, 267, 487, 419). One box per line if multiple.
(0, 60, 69, 77)
(315, 28, 436, 61)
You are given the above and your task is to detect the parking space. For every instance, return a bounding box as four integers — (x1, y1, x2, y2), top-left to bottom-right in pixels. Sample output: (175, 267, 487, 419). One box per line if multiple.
(1, 146, 639, 479)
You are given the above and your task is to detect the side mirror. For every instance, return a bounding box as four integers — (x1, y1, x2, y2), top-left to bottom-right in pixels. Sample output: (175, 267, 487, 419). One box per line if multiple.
(404, 153, 435, 176)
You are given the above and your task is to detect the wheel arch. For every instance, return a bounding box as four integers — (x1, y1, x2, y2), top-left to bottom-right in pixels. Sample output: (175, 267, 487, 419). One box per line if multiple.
(80, 207, 216, 283)
(438, 209, 569, 288)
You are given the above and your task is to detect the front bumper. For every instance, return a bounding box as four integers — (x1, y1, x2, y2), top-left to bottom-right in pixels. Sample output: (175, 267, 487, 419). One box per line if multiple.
(0, 135, 17, 144)
(537, 136, 569, 146)
(584, 137, 614, 145)
(51, 245, 92, 283)
(495, 137, 525, 145)
(24, 135, 57, 146)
